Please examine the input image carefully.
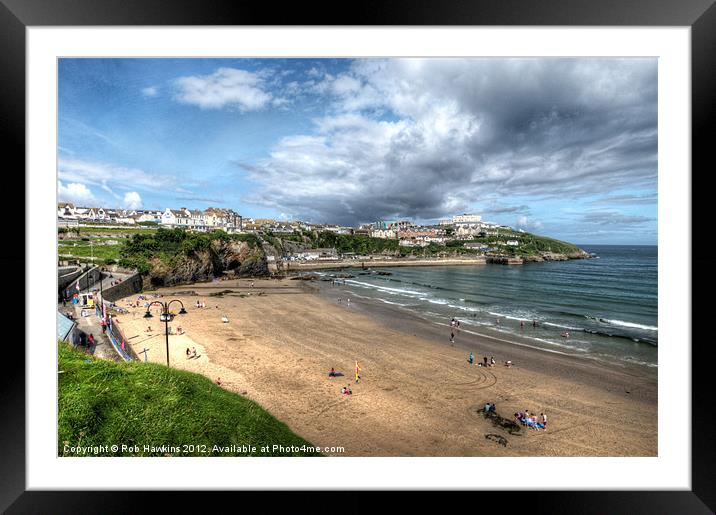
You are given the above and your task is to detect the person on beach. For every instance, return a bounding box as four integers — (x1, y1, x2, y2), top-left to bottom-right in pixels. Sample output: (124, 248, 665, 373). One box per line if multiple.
(483, 356, 488, 366)
(490, 356, 496, 367)
(504, 360, 513, 368)
(541, 412, 547, 428)
(87, 334, 95, 347)
(450, 331, 455, 345)
(561, 331, 570, 338)
(520, 321, 524, 329)
(186, 348, 191, 358)
(355, 361, 361, 383)
(347, 298, 350, 306)
(329, 367, 336, 378)
(341, 386, 346, 394)
(468, 352, 474, 365)
(533, 319, 538, 328)
(191, 347, 197, 359)
(216, 377, 222, 386)
(456, 320, 460, 329)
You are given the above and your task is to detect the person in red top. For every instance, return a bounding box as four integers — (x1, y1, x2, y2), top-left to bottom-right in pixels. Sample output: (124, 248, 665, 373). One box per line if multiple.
(87, 334, 95, 346)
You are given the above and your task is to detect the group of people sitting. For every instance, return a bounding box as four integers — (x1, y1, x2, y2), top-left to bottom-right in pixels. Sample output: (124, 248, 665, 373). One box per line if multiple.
(468, 354, 498, 367)
(514, 410, 547, 431)
(483, 402, 497, 414)
(185, 347, 198, 359)
(195, 300, 207, 309)
(340, 385, 353, 395)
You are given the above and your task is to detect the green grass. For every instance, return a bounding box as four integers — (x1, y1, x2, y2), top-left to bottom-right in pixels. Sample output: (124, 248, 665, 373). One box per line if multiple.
(58, 241, 123, 261)
(58, 342, 322, 456)
(77, 226, 159, 235)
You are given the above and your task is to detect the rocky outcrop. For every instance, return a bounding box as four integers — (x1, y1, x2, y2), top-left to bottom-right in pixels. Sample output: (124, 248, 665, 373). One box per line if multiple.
(522, 250, 591, 262)
(144, 240, 268, 288)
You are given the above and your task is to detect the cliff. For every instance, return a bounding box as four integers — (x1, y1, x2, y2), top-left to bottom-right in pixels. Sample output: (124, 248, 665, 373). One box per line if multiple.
(144, 239, 268, 288)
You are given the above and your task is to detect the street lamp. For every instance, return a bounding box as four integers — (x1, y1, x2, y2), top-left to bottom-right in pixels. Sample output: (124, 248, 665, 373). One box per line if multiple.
(144, 300, 188, 367)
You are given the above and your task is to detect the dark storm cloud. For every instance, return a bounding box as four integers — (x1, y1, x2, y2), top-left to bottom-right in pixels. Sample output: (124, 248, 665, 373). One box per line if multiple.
(581, 211, 654, 226)
(240, 59, 657, 225)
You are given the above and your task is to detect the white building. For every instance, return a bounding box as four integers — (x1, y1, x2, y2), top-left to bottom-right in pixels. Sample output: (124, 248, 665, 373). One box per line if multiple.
(452, 213, 482, 224)
(370, 229, 397, 239)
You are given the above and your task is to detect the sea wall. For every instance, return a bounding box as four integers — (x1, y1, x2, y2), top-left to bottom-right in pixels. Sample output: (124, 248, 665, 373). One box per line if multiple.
(58, 266, 84, 291)
(102, 273, 144, 302)
(61, 266, 102, 295)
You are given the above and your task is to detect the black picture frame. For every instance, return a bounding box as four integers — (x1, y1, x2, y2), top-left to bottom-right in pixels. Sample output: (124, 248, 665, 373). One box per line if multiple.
(3, 0, 713, 512)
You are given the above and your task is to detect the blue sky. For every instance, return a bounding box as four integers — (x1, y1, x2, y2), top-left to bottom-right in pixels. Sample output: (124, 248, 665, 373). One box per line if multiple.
(58, 58, 657, 244)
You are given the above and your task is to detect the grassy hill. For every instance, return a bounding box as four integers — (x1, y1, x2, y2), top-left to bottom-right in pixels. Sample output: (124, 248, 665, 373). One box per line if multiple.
(58, 342, 321, 456)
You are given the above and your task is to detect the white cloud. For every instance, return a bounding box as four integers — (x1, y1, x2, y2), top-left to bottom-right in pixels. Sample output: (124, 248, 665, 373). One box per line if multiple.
(59, 157, 191, 193)
(58, 181, 97, 206)
(516, 216, 544, 231)
(173, 68, 272, 111)
(123, 191, 143, 209)
(142, 86, 158, 97)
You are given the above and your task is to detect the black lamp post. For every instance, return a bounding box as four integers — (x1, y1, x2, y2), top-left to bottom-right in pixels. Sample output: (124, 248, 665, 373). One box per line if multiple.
(144, 300, 188, 367)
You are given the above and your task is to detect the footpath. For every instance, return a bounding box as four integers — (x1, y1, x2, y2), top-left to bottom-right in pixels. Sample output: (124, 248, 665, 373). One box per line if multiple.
(59, 299, 123, 362)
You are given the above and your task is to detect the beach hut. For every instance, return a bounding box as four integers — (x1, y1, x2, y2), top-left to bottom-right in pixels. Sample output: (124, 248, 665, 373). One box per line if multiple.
(57, 311, 78, 344)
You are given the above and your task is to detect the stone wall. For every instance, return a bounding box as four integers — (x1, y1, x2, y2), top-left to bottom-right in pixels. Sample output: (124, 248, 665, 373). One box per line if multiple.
(60, 266, 102, 296)
(58, 266, 85, 292)
(102, 273, 144, 303)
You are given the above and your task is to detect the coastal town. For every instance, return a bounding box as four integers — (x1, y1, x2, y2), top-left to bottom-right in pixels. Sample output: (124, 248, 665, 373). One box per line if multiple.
(58, 202, 540, 264)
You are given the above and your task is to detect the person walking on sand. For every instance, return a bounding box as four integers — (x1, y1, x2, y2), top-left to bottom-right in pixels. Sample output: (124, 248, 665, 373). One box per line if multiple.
(450, 331, 455, 345)
(355, 361, 361, 383)
(468, 352, 474, 366)
(541, 412, 547, 428)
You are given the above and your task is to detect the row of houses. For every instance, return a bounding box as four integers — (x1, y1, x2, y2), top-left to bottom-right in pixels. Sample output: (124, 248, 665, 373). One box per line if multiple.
(58, 203, 158, 224)
(160, 207, 242, 232)
(58, 203, 243, 232)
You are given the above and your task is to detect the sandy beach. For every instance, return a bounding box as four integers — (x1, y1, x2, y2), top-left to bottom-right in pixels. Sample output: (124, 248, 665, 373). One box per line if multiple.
(113, 277, 657, 457)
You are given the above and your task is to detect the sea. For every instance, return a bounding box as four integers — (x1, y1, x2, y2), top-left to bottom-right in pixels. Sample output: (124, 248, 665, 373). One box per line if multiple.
(316, 245, 657, 369)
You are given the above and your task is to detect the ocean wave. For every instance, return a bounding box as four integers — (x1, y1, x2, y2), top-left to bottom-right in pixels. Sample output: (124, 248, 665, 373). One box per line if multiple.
(584, 315, 657, 331)
(345, 279, 423, 297)
(542, 321, 584, 331)
(601, 318, 658, 331)
(583, 329, 657, 346)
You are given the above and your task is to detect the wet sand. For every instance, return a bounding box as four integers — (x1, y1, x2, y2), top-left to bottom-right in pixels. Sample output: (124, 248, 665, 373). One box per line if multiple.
(113, 277, 657, 456)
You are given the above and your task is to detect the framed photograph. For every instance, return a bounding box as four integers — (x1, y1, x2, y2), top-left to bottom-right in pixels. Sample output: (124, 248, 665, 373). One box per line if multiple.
(4, 0, 713, 512)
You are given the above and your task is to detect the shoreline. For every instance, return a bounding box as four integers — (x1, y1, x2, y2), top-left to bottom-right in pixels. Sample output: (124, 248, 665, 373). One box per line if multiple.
(281, 253, 591, 271)
(283, 257, 487, 271)
(114, 277, 657, 457)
